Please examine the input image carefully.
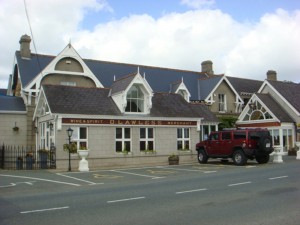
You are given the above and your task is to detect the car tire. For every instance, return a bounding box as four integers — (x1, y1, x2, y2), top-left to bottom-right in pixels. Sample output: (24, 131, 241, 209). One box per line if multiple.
(197, 150, 208, 164)
(232, 150, 247, 166)
(255, 154, 270, 164)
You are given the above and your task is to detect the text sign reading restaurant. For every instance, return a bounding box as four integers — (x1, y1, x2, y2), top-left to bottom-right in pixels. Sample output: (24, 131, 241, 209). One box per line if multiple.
(62, 118, 197, 126)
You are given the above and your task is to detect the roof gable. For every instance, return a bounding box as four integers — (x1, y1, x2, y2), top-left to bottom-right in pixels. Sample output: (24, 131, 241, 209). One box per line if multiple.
(21, 44, 103, 92)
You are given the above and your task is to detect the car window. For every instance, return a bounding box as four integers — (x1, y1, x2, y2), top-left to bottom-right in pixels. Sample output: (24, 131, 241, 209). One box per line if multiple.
(222, 132, 231, 140)
(210, 133, 219, 141)
(233, 131, 246, 139)
(249, 131, 260, 140)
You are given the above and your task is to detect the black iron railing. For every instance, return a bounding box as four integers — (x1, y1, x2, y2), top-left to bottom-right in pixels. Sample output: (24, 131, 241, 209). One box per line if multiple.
(0, 144, 56, 170)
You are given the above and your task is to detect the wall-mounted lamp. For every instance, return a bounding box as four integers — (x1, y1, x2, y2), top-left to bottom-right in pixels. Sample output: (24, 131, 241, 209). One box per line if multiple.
(34, 126, 38, 133)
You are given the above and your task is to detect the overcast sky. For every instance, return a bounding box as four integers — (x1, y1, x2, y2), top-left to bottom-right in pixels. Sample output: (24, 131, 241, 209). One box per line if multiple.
(0, 0, 299, 89)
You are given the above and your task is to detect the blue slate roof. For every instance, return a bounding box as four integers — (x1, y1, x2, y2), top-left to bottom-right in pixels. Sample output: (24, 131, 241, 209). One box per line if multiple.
(198, 75, 223, 100)
(16, 52, 207, 100)
(0, 95, 26, 112)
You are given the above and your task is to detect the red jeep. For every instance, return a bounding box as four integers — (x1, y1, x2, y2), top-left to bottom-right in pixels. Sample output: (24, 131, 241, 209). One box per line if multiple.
(196, 128, 274, 166)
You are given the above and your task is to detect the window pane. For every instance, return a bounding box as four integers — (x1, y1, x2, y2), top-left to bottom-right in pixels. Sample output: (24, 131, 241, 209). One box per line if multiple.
(148, 141, 154, 150)
(140, 128, 146, 139)
(140, 141, 146, 151)
(71, 127, 79, 140)
(116, 128, 122, 139)
(184, 140, 189, 150)
(177, 129, 182, 138)
(80, 127, 87, 139)
(116, 141, 122, 152)
(184, 128, 189, 138)
(148, 128, 153, 138)
(125, 141, 131, 151)
(125, 128, 131, 139)
(177, 141, 183, 150)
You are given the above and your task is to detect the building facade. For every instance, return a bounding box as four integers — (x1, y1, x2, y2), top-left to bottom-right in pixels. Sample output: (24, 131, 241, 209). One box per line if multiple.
(1, 35, 219, 169)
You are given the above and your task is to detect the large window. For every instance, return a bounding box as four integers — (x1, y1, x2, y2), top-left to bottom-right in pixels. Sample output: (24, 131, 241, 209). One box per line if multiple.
(177, 128, 190, 150)
(140, 128, 154, 151)
(71, 127, 88, 149)
(125, 85, 144, 112)
(116, 128, 131, 152)
(218, 94, 226, 112)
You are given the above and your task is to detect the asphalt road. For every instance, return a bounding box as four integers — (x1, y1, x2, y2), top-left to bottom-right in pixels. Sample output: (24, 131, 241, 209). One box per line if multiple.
(0, 156, 299, 225)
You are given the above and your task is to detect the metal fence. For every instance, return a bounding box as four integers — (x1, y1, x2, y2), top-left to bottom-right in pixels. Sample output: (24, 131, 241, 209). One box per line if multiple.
(0, 144, 56, 170)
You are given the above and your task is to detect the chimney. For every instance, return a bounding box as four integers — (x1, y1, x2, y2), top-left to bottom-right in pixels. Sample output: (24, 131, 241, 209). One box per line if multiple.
(267, 70, 277, 81)
(201, 60, 214, 76)
(19, 34, 31, 58)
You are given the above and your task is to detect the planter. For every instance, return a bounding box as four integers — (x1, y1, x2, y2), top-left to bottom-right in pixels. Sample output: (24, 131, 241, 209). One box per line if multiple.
(78, 150, 89, 172)
(168, 155, 179, 165)
(272, 146, 283, 163)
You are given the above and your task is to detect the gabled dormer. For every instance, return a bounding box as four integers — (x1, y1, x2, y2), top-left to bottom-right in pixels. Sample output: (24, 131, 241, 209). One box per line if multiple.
(33, 86, 52, 122)
(24, 43, 103, 94)
(110, 69, 153, 114)
(199, 75, 244, 113)
(170, 78, 191, 102)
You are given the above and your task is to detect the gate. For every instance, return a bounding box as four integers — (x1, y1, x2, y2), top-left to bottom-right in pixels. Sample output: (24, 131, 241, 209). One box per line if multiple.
(0, 143, 56, 170)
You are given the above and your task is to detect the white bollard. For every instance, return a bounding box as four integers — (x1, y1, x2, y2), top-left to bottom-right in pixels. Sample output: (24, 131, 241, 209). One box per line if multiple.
(295, 142, 300, 160)
(273, 146, 283, 163)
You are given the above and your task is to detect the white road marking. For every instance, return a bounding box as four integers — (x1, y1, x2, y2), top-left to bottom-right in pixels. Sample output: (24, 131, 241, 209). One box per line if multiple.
(107, 197, 145, 204)
(110, 170, 164, 179)
(56, 173, 100, 185)
(269, 176, 288, 180)
(176, 188, 207, 194)
(228, 181, 252, 187)
(204, 171, 217, 174)
(0, 183, 17, 188)
(0, 174, 81, 186)
(20, 206, 69, 214)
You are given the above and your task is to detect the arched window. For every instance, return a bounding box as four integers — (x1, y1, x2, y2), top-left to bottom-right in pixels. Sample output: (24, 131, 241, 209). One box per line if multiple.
(125, 85, 144, 112)
(243, 101, 273, 121)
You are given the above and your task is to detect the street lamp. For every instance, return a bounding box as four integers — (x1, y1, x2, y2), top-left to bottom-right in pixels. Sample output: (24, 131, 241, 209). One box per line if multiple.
(67, 127, 73, 172)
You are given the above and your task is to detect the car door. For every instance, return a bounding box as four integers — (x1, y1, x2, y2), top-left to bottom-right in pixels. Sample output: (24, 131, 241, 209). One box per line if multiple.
(220, 131, 232, 155)
(206, 132, 220, 155)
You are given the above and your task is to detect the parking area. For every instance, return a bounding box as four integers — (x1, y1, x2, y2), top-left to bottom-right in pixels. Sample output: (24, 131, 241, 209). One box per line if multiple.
(0, 159, 264, 191)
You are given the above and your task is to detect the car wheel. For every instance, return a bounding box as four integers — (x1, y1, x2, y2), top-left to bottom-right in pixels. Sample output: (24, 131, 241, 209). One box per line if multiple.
(255, 154, 270, 164)
(198, 150, 208, 164)
(232, 150, 247, 166)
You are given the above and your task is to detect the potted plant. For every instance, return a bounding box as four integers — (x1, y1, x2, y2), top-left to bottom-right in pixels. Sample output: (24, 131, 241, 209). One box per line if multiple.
(168, 154, 179, 165)
(13, 126, 19, 132)
(63, 143, 77, 154)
